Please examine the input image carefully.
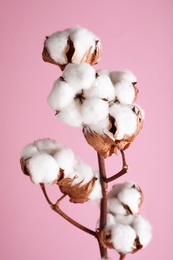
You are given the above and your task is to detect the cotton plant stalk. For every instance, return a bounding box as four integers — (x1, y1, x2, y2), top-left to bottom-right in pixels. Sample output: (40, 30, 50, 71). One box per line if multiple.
(20, 26, 152, 260)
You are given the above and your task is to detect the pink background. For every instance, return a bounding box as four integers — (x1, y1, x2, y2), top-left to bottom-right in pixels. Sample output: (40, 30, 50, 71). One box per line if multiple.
(1, 0, 173, 259)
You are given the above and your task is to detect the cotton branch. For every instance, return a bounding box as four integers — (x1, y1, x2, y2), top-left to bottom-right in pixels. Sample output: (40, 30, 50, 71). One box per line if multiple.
(40, 183, 96, 237)
(103, 150, 128, 183)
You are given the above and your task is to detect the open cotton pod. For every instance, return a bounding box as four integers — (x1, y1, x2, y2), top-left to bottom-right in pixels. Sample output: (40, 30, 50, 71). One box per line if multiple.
(83, 103, 144, 157)
(20, 138, 62, 184)
(42, 26, 102, 70)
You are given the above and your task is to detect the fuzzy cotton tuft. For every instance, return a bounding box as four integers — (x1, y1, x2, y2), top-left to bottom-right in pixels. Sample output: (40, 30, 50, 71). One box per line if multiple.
(27, 153, 60, 184)
(62, 63, 96, 91)
(111, 224, 137, 254)
(133, 215, 152, 247)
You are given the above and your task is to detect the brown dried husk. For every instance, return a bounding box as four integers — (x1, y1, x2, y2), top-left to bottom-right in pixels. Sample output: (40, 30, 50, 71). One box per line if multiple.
(83, 107, 144, 157)
(42, 37, 101, 70)
(57, 176, 97, 203)
(83, 124, 118, 158)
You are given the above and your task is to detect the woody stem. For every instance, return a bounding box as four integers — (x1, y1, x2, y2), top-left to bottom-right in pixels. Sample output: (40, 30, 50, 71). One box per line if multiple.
(103, 150, 128, 183)
(119, 253, 126, 260)
(40, 184, 96, 237)
(97, 152, 108, 259)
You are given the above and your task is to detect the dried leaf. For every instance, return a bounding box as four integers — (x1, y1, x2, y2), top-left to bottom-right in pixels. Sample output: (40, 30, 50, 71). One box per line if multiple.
(58, 176, 97, 203)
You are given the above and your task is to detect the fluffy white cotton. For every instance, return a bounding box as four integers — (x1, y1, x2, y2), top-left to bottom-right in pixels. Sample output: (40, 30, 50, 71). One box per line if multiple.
(62, 63, 96, 91)
(34, 138, 61, 155)
(118, 187, 141, 214)
(133, 103, 145, 120)
(72, 160, 95, 186)
(114, 82, 136, 105)
(85, 74, 115, 101)
(89, 171, 102, 202)
(47, 79, 75, 111)
(81, 98, 109, 125)
(107, 197, 127, 216)
(45, 29, 70, 64)
(133, 215, 152, 247)
(27, 153, 60, 184)
(58, 101, 82, 127)
(70, 26, 101, 63)
(111, 224, 136, 254)
(114, 214, 135, 226)
(54, 148, 76, 175)
(21, 143, 38, 158)
(109, 103, 137, 140)
(110, 70, 137, 85)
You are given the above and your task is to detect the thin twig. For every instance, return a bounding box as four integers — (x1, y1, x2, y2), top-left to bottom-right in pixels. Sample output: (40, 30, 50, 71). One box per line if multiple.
(103, 150, 128, 183)
(97, 152, 108, 259)
(40, 183, 96, 237)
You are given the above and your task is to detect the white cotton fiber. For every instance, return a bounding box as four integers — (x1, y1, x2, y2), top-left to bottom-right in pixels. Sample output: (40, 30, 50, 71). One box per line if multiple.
(108, 183, 125, 199)
(86, 116, 115, 140)
(58, 101, 82, 127)
(86, 74, 115, 101)
(110, 70, 137, 85)
(45, 29, 70, 64)
(114, 214, 135, 226)
(62, 63, 96, 91)
(27, 153, 60, 184)
(72, 160, 95, 186)
(34, 138, 61, 155)
(54, 148, 76, 175)
(133, 215, 152, 247)
(118, 187, 141, 214)
(106, 213, 116, 231)
(47, 79, 75, 111)
(70, 26, 101, 63)
(21, 144, 38, 158)
(111, 224, 136, 254)
(107, 197, 127, 216)
(109, 103, 137, 140)
(89, 171, 102, 202)
(114, 82, 136, 105)
(81, 98, 109, 125)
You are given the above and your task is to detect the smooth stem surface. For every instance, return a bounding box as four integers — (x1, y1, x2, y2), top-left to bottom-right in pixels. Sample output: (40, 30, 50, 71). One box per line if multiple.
(104, 150, 128, 183)
(97, 153, 108, 259)
(119, 254, 126, 260)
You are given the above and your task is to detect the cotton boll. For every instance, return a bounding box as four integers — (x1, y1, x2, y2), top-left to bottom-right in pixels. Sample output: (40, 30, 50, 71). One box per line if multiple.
(105, 213, 116, 231)
(70, 26, 101, 64)
(34, 138, 61, 155)
(21, 143, 38, 158)
(114, 82, 136, 105)
(81, 98, 109, 125)
(110, 71, 137, 85)
(47, 79, 75, 111)
(54, 148, 75, 175)
(111, 224, 136, 254)
(86, 74, 115, 101)
(97, 69, 110, 77)
(58, 101, 82, 127)
(89, 171, 102, 202)
(62, 63, 96, 91)
(133, 215, 152, 247)
(45, 29, 70, 64)
(109, 103, 137, 140)
(107, 197, 127, 216)
(27, 153, 60, 184)
(133, 103, 145, 120)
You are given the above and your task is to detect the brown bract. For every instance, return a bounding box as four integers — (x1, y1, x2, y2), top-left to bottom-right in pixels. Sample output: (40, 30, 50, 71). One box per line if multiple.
(83, 124, 118, 158)
(57, 176, 97, 203)
(42, 36, 101, 71)
(83, 107, 144, 157)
